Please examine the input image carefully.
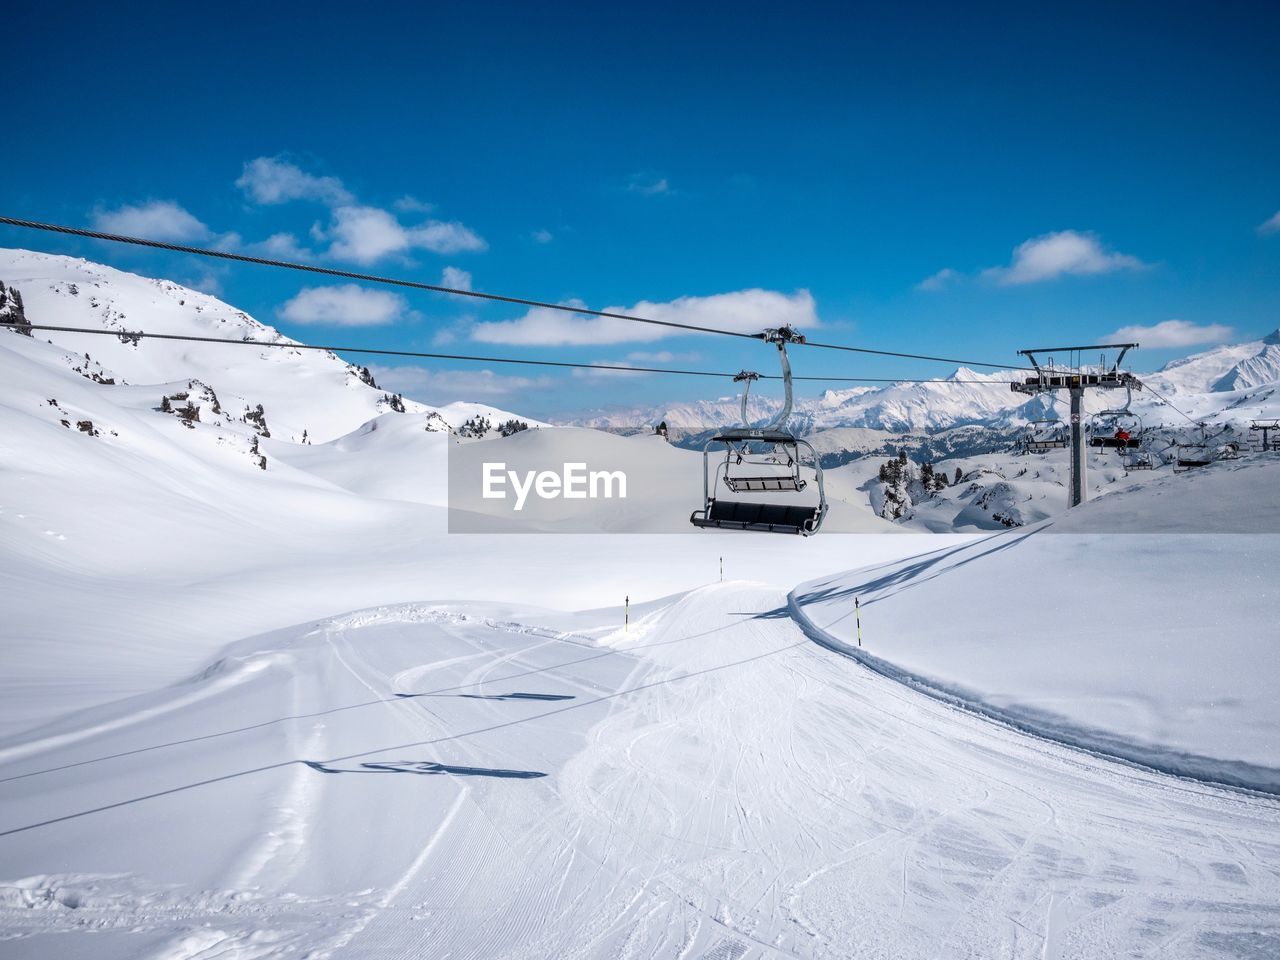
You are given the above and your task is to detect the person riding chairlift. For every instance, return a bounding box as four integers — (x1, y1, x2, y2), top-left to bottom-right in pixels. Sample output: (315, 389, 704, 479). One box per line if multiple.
(1114, 427, 1132, 445)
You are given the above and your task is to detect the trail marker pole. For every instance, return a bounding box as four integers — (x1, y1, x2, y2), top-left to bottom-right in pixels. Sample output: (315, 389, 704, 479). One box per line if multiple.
(855, 597, 862, 648)
(719, 556, 723, 582)
(625, 595, 629, 632)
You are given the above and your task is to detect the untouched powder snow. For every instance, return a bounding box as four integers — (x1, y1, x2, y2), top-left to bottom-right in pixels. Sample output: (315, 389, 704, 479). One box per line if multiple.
(791, 519, 1280, 792)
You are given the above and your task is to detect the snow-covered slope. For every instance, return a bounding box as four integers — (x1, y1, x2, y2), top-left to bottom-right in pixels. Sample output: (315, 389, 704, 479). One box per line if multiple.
(0, 249, 432, 443)
(3, 585, 1278, 958)
(792, 463, 1280, 791)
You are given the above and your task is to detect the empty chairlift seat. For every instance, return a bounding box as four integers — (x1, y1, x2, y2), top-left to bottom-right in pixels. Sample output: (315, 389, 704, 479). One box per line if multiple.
(688, 328, 828, 536)
(690, 499, 825, 535)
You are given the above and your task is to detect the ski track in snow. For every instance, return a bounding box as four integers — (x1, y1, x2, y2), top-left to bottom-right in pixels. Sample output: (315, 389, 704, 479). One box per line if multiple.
(1, 586, 1279, 959)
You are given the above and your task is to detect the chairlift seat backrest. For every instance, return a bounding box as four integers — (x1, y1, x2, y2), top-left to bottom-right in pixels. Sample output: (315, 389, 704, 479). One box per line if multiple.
(1089, 437, 1141, 449)
(724, 476, 805, 493)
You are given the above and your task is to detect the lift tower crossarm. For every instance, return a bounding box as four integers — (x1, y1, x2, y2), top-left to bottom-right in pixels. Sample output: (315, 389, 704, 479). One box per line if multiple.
(1018, 342, 1139, 372)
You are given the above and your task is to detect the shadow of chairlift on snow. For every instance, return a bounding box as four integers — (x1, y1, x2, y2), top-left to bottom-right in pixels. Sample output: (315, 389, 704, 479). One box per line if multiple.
(304, 759, 547, 779)
(395, 691, 576, 702)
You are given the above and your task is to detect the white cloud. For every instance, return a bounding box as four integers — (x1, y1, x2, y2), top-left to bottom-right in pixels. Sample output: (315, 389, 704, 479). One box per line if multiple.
(916, 267, 960, 292)
(250, 232, 315, 260)
(1102, 319, 1234, 349)
(321, 206, 487, 264)
(981, 230, 1146, 285)
(277, 284, 409, 327)
(470, 289, 819, 346)
(187, 272, 224, 296)
(571, 362, 650, 379)
(627, 174, 672, 196)
(1258, 211, 1280, 236)
(367, 364, 553, 401)
(393, 195, 435, 214)
(441, 266, 472, 291)
(532, 229, 554, 244)
(91, 201, 212, 242)
(322, 206, 408, 263)
(411, 220, 487, 254)
(236, 156, 353, 206)
(625, 349, 701, 363)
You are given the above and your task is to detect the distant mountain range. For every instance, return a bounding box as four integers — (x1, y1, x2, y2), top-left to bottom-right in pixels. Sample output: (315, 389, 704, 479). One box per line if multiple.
(566, 331, 1280, 437)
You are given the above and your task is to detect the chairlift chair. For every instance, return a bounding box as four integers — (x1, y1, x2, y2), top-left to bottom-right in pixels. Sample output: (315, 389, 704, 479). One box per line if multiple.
(690, 327, 828, 535)
(1123, 449, 1153, 470)
(1174, 443, 1212, 472)
(1024, 419, 1068, 453)
(1088, 386, 1143, 450)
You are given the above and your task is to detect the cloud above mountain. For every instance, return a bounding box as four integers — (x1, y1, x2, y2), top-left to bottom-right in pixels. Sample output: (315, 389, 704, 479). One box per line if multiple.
(917, 231, 1146, 292)
(91, 201, 214, 243)
(235, 156, 354, 206)
(469, 289, 818, 346)
(1103, 319, 1233, 348)
(981, 230, 1146, 285)
(278, 284, 411, 326)
(317, 205, 486, 264)
(368, 363, 553, 401)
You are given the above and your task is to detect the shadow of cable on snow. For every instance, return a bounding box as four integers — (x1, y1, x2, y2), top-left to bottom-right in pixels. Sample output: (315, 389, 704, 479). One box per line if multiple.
(304, 760, 546, 779)
(787, 528, 1039, 613)
(1, 636, 807, 837)
(400, 692, 576, 702)
(2, 617, 748, 789)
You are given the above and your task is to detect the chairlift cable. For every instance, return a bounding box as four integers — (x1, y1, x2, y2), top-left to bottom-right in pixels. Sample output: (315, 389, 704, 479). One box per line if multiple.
(1135, 378, 1201, 426)
(0, 214, 1028, 371)
(1, 322, 1019, 384)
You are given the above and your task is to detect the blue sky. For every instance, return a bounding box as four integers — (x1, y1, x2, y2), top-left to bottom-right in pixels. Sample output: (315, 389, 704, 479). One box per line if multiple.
(3, 1, 1278, 416)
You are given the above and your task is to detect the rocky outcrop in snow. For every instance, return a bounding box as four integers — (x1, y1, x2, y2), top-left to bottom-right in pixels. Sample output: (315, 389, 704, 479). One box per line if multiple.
(0, 280, 30, 336)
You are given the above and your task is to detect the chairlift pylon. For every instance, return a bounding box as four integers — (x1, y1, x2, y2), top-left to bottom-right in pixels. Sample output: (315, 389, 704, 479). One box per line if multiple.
(1249, 419, 1280, 453)
(690, 326, 827, 535)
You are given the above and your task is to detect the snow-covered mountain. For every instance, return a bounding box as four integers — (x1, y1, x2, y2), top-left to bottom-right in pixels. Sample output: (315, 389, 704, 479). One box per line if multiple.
(0, 249, 541, 444)
(571, 332, 1280, 439)
(1147, 328, 1280, 395)
(572, 368, 1034, 434)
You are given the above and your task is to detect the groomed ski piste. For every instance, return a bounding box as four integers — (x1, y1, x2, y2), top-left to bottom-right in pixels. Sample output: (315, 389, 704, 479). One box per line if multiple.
(2, 252, 1280, 958)
(4, 578, 1279, 958)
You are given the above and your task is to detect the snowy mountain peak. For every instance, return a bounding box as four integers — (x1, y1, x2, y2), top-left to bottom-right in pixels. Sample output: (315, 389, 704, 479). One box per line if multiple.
(0, 248, 543, 442)
(1147, 327, 1280, 398)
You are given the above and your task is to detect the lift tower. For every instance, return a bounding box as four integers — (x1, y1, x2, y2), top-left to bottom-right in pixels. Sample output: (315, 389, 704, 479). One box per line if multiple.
(1011, 343, 1141, 508)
